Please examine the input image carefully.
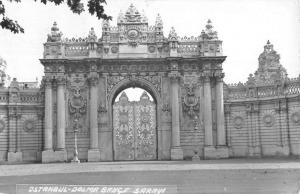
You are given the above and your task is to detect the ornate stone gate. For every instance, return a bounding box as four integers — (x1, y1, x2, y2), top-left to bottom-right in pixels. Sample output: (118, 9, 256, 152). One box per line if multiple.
(40, 4, 228, 162)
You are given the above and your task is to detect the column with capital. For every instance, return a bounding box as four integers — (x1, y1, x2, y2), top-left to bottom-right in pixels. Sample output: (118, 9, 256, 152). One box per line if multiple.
(203, 75, 213, 147)
(215, 72, 229, 158)
(169, 72, 183, 160)
(44, 78, 53, 151)
(88, 73, 101, 162)
(216, 73, 226, 146)
(54, 76, 67, 162)
(42, 77, 56, 162)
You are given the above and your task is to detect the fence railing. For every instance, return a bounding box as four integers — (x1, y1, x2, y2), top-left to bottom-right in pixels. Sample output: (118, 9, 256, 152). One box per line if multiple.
(225, 77, 300, 100)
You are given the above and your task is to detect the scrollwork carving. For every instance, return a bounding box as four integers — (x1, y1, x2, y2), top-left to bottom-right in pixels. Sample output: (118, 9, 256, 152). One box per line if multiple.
(182, 84, 199, 118)
(68, 88, 87, 119)
(107, 75, 161, 98)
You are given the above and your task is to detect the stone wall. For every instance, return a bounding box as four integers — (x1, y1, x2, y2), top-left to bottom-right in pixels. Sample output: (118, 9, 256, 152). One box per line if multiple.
(224, 77, 300, 158)
(0, 79, 43, 162)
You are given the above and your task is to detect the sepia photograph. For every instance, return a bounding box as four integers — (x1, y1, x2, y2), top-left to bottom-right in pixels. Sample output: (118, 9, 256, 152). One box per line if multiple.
(0, 0, 300, 193)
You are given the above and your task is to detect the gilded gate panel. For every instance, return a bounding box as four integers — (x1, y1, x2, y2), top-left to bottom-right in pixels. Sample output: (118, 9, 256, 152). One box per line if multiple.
(134, 92, 157, 160)
(113, 93, 135, 160)
(113, 92, 157, 161)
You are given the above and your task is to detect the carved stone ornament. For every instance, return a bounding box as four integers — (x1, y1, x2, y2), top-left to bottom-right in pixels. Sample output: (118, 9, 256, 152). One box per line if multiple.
(182, 85, 199, 118)
(291, 111, 300, 125)
(161, 103, 170, 112)
(69, 88, 87, 119)
(104, 47, 109, 54)
(233, 116, 244, 129)
(0, 119, 5, 133)
(263, 113, 275, 127)
(23, 119, 35, 133)
(127, 29, 139, 40)
(111, 46, 119, 53)
(98, 103, 107, 113)
(148, 46, 156, 53)
(107, 75, 161, 99)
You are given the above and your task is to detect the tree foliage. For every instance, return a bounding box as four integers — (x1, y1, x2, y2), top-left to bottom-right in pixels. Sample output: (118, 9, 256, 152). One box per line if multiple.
(0, 0, 112, 33)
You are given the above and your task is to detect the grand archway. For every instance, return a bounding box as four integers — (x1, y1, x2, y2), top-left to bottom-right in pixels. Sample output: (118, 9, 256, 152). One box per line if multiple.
(112, 89, 157, 161)
(40, 4, 227, 163)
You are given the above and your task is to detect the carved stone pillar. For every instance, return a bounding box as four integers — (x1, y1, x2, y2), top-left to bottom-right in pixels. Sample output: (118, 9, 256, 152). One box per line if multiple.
(42, 77, 57, 163)
(216, 74, 226, 146)
(44, 78, 53, 151)
(170, 72, 183, 160)
(203, 73, 229, 159)
(56, 77, 66, 151)
(203, 76, 213, 146)
(48, 76, 67, 162)
(88, 73, 101, 162)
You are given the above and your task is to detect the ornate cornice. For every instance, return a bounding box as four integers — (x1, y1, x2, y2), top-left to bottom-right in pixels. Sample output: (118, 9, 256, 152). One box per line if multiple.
(197, 56, 227, 63)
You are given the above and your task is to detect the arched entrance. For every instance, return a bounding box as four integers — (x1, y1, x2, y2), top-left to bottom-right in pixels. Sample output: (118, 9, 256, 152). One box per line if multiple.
(112, 88, 157, 161)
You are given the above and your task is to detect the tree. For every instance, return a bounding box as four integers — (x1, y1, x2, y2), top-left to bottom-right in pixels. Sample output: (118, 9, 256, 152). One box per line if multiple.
(0, 0, 112, 34)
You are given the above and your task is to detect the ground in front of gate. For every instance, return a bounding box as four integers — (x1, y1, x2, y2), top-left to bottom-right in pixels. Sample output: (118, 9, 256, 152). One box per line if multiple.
(0, 159, 300, 194)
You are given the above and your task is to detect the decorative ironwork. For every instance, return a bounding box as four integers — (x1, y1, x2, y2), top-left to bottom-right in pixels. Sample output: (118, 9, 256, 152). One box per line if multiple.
(113, 92, 157, 161)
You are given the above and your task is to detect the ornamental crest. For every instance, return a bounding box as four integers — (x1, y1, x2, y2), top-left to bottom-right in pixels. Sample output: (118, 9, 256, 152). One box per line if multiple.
(69, 88, 87, 119)
(182, 84, 199, 118)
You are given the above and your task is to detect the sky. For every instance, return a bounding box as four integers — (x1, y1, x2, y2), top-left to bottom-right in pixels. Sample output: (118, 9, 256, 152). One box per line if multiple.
(0, 0, 299, 86)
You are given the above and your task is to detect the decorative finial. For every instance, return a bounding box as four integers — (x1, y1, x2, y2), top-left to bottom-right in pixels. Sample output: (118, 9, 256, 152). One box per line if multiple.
(47, 21, 62, 42)
(141, 9, 148, 23)
(119, 92, 129, 102)
(168, 26, 177, 40)
(155, 13, 163, 26)
(51, 21, 59, 32)
(201, 19, 218, 40)
(117, 10, 124, 23)
(206, 19, 212, 29)
(264, 40, 273, 53)
(88, 27, 97, 42)
(124, 4, 142, 23)
(140, 91, 150, 101)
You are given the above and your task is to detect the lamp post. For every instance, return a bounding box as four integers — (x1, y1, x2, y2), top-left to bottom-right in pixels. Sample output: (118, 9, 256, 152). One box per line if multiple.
(192, 115, 201, 161)
(71, 118, 80, 163)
